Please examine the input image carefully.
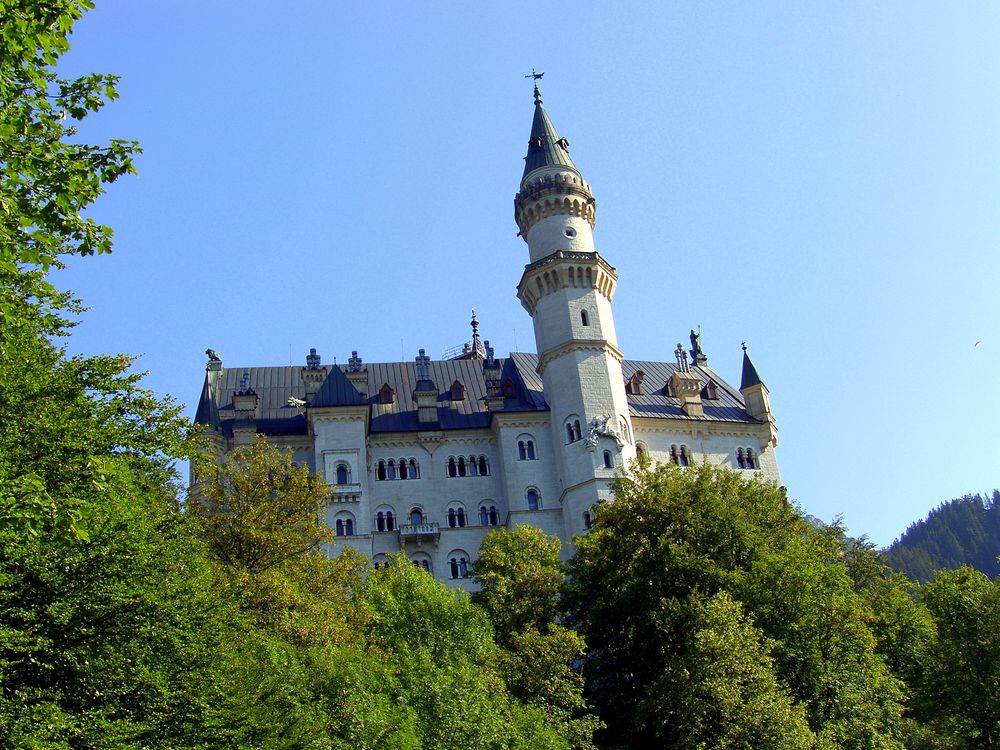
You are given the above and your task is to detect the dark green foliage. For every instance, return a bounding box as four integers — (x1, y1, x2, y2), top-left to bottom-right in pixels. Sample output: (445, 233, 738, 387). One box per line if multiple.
(886, 492, 1000, 582)
(566, 462, 907, 749)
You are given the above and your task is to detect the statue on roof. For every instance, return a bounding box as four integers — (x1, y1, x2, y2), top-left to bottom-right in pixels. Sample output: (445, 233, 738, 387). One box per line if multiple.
(689, 328, 708, 366)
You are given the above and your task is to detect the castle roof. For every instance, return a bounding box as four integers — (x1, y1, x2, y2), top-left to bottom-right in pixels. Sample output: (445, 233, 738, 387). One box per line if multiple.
(521, 86, 579, 182)
(195, 351, 761, 438)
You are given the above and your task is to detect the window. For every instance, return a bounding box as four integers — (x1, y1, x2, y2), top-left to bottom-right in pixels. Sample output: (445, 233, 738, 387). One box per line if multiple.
(377, 460, 387, 481)
(636, 443, 648, 462)
(410, 507, 424, 525)
(375, 508, 396, 532)
(501, 378, 518, 398)
(399, 459, 408, 480)
(448, 550, 471, 579)
(581, 309, 590, 326)
(450, 380, 465, 401)
(335, 514, 355, 537)
(447, 455, 489, 477)
(412, 556, 431, 573)
(603, 450, 614, 469)
(526, 489, 540, 511)
(409, 459, 419, 479)
(670, 444, 691, 467)
(566, 417, 582, 443)
(372, 554, 388, 570)
(518, 437, 537, 461)
(626, 371, 645, 396)
(480, 505, 499, 526)
(583, 511, 593, 530)
(702, 380, 719, 400)
(378, 383, 394, 404)
(738, 447, 758, 470)
(335, 463, 350, 484)
(386, 460, 397, 480)
(447, 505, 467, 528)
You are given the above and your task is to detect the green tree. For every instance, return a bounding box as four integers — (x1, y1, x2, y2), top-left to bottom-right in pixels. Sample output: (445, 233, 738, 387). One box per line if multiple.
(1, 0, 140, 283)
(566, 461, 907, 749)
(472, 526, 602, 749)
(915, 567, 1000, 748)
(191, 436, 335, 574)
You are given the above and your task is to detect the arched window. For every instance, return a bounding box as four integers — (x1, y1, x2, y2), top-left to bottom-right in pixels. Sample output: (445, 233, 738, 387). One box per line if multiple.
(345, 518, 354, 535)
(335, 463, 350, 484)
(447, 505, 467, 529)
(336, 519, 344, 536)
(378, 383, 394, 404)
(501, 378, 517, 398)
(410, 507, 423, 525)
(448, 457, 457, 477)
(387, 460, 397, 480)
(449, 552, 470, 579)
(737, 448, 746, 469)
(386, 510, 395, 531)
(518, 441, 527, 460)
(468, 456, 479, 476)
(566, 423, 575, 443)
(603, 450, 614, 469)
(399, 459, 408, 480)
(489, 506, 499, 525)
(376, 511, 385, 532)
(583, 511, 593, 530)
(372, 554, 388, 570)
(636, 443, 648, 462)
(411, 555, 431, 573)
(526, 489, 540, 511)
(670, 445, 680, 465)
(526, 441, 535, 460)
(335, 513, 355, 537)
(481, 505, 499, 526)
(409, 459, 419, 479)
(574, 420, 582, 441)
(746, 448, 757, 470)
(450, 380, 465, 401)
(377, 460, 387, 481)
(458, 456, 467, 477)
(480, 506, 489, 526)
(581, 309, 590, 327)
(679, 445, 691, 467)
(566, 417, 583, 443)
(478, 456, 488, 475)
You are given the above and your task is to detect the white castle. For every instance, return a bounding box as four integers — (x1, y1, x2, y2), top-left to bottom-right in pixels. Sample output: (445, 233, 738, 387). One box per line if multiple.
(194, 85, 780, 587)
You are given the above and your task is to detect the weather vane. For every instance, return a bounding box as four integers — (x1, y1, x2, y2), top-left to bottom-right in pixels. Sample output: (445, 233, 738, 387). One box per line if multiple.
(524, 68, 544, 81)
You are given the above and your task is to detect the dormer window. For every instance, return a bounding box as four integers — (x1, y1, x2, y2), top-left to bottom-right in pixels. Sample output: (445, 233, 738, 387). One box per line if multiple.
(555, 137, 569, 152)
(664, 380, 677, 398)
(627, 371, 646, 396)
(702, 380, 719, 400)
(450, 380, 465, 401)
(501, 378, 518, 399)
(529, 136, 543, 151)
(378, 383, 394, 404)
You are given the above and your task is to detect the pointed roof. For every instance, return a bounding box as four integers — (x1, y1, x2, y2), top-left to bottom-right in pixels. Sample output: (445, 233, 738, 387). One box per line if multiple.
(740, 346, 765, 390)
(522, 85, 579, 181)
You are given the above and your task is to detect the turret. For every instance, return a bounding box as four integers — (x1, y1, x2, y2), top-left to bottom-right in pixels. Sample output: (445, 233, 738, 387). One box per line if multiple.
(513, 84, 634, 538)
(740, 344, 778, 447)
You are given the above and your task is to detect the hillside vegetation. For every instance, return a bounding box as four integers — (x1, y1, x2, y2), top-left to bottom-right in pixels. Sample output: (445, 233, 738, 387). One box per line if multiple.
(885, 491, 1000, 582)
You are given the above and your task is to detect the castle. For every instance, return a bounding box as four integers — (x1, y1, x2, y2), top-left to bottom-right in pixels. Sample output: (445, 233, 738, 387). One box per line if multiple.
(193, 85, 780, 587)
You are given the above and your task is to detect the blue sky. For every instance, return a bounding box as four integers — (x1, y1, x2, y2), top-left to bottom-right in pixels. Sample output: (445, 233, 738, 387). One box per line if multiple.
(56, 1, 999, 547)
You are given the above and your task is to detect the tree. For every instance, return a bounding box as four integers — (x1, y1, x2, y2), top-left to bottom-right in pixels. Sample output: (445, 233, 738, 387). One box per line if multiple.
(566, 461, 907, 749)
(472, 526, 602, 749)
(1, 1, 140, 282)
(191, 436, 335, 574)
(915, 567, 1000, 748)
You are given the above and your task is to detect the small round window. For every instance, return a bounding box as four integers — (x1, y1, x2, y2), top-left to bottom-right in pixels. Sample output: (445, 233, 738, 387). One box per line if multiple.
(564, 227, 577, 238)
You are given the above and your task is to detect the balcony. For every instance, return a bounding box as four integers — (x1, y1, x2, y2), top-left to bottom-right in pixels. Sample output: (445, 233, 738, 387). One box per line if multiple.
(399, 522, 440, 547)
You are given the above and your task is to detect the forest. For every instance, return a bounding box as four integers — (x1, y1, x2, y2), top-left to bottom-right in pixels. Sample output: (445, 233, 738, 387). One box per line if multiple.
(2, 3, 999, 748)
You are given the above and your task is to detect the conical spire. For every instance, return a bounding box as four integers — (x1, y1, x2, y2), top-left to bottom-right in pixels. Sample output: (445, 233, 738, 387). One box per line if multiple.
(740, 343, 764, 389)
(522, 85, 579, 181)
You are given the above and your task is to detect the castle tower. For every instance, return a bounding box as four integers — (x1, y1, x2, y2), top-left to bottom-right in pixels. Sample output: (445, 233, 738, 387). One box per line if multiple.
(514, 85, 635, 535)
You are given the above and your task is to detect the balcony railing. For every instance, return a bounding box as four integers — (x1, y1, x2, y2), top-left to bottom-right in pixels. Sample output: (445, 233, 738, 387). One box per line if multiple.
(329, 483, 361, 503)
(399, 522, 440, 546)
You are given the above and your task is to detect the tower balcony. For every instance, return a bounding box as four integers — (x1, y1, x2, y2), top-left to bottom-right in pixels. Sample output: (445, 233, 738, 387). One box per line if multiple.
(399, 522, 440, 547)
(329, 483, 362, 503)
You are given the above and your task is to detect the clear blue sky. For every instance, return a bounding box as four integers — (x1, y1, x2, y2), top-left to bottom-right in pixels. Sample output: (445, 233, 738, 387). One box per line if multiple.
(56, 1, 999, 547)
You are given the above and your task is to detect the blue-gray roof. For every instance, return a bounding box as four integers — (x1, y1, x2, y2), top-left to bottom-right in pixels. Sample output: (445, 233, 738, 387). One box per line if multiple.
(195, 352, 761, 437)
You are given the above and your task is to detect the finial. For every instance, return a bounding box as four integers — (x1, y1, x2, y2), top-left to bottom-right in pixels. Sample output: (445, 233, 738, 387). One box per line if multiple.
(525, 68, 544, 104)
(469, 309, 485, 359)
(305, 347, 321, 369)
(741, 341, 747, 353)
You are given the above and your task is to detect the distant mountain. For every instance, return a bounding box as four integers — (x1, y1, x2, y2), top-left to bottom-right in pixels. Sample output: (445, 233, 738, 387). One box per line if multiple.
(885, 491, 1000, 582)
